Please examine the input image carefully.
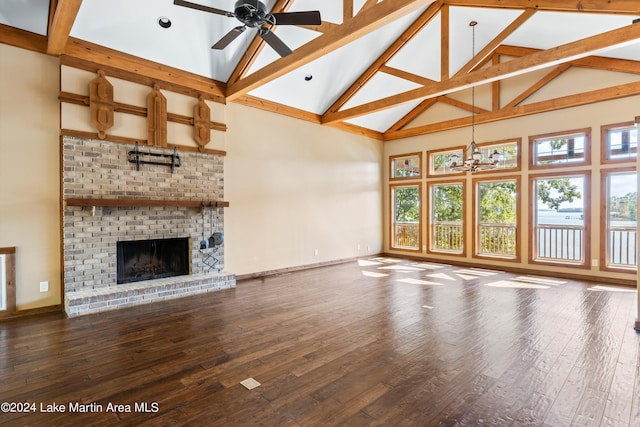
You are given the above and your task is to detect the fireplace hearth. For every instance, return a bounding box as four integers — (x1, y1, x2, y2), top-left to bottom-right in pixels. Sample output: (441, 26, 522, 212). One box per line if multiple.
(117, 237, 190, 284)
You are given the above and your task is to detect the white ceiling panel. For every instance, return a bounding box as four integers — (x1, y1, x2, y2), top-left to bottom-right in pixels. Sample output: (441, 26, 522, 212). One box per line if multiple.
(387, 12, 442, 82)
(345, 100, 423, 133)
(0, 0, 49, 35)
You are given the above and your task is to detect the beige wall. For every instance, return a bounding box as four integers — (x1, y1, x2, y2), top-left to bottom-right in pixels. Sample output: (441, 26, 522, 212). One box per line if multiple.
(0, 44, 61, 310)
(1, 45, 384, 310)
(384, 93, 640, 282)
(224, 103, 384, 275)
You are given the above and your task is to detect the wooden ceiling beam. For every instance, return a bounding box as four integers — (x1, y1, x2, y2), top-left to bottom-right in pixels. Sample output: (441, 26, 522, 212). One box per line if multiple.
(226, 0, 295, 86)
(457, 8, 535, 75)
(443, 0, 640, 14)
(379, 65, 438, 86)
(384, 80, 640, 140)
(323, 23, 640, 124)
(322, 1, 443, 117)
(61, 38, 227, 102)
(226, 0, 435, 101)
(497, 44, 640, 74)
(386, 98, 439, 133)
(47, 0, 82, 55)
(387, 8, 534, 133)
(0, 23, 47, 53)
(441, 4, 450, 80)
(503, 63, 571, 109)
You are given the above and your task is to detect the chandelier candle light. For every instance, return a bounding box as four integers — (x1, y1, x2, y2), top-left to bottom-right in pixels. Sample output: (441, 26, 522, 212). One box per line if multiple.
(448, 21, 501, 173)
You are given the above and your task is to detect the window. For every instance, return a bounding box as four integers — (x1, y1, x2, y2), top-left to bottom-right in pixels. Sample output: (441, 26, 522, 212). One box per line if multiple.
(477, 139, 521, 172)
(530, 173, 590, 267)
(473, 177, 519, 260)
(530, 128, 591, 169)
(390, 153, 422, 179)
(602, 169, 637, 272)
(601, 122, 638, 163)
(427, 147, 464, 177)
(391, 184, 421, 251)
(428, 181, 465, 255)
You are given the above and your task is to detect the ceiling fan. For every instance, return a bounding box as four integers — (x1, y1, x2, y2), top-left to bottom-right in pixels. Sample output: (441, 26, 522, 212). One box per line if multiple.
(174, 0, 322, 57)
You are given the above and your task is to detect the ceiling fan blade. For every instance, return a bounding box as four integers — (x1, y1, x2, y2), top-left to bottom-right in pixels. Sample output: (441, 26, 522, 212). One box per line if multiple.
(211, 26, 246, 50)
(271, 11, 321, 26)
(173, 0, 234, 17)
(259, 28, 293, 57)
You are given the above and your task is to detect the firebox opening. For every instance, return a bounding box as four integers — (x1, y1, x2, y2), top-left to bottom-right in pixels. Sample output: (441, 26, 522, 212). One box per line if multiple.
(117, 237, 190, 284)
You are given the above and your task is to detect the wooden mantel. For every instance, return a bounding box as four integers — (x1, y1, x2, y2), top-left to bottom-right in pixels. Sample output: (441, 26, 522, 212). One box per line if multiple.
(64, 198, 229, 208)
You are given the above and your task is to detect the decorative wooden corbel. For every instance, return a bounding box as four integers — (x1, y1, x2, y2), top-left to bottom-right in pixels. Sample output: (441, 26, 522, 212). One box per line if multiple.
(147, 84, 167, 147)
(89, 70, 115, 139)
(194, 96, 211, 152)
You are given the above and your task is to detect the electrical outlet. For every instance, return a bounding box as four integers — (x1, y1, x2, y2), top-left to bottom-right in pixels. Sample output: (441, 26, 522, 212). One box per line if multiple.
(39, 281, 49, 292)
(314, 249, 319, 256)
(367, 245, 371, 252)
(592, 259, 598, 267)
(357, 244, 361, 251)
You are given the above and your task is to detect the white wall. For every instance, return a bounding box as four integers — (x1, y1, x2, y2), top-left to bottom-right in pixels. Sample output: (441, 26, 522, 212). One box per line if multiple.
(0, 44, 61, 309)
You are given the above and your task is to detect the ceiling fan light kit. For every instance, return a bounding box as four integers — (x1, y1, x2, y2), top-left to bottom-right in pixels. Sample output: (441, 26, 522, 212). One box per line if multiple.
(174, 0, 321, 57)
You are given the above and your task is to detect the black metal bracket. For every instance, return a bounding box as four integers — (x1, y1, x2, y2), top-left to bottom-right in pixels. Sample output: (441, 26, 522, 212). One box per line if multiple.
(128, 142, 181, 173)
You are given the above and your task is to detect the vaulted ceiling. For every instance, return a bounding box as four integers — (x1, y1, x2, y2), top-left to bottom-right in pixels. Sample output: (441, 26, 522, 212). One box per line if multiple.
(1, 0, 639, 140)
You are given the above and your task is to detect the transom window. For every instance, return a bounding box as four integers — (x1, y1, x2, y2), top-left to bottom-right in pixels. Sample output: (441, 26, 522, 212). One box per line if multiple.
(390, 152, 422, 179)
(601, 122, 638, 163)
(530, 128, 590, 169)
(427, 147, 464, 177)
(477, 139, 520, 172)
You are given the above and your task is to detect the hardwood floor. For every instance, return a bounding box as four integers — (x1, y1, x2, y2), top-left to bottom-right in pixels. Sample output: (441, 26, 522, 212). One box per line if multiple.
(1, 257, 639, 426)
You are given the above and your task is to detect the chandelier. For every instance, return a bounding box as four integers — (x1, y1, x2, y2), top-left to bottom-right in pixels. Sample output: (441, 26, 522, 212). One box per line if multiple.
(448, 21, 500, 173)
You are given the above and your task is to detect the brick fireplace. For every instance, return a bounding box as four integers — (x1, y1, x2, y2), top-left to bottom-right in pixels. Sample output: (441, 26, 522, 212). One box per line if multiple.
(62, 136, 235, 317)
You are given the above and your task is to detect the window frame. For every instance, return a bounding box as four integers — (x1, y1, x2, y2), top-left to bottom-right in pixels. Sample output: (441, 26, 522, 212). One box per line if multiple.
(389, 152, 423, 181)
(0, 247, 16, 319)
(528, 171, 591, 269)
(427, 179, 466, 257)
(390, 183, 422, 252)
(473, 138, 522, 174)
(426, 146, 465, 178)
(529, 127, 591, 170)
(600, 167, 637, 274)
(600, 121, 637, 165)
(472, 175, 521, 262)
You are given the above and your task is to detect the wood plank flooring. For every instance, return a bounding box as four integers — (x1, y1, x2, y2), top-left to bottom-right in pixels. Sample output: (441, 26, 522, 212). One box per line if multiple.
(1, 257, 639, 426)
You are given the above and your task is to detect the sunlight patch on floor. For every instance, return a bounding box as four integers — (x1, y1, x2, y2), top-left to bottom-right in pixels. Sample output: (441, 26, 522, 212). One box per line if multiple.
(358, 259, 383, 267)
(362, 271, 389, 278)
(484, 280, 550, 289)
(378, 265, 425, 271)
(396, 278, 443, 286)
(411, 262, 449, 269)
(588, 285, 636, 293)
(454, 269, 499, 277)
(514, 276, 566, 286)
(428, 273, 456, 281)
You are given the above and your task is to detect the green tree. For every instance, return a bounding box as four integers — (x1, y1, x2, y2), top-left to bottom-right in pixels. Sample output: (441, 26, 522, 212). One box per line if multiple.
(479, 182, 517, 223)
(611, 192, 638, 221)
(537, 178, 581, 210)
(433, 185, 463, 222)
(394, 187, 419, 222)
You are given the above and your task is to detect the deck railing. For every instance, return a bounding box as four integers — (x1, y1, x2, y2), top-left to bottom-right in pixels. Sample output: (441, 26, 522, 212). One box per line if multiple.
(394, 222, 419, 249)
(608, 225, 637, 268)
(478, 223, 517, 256)
(432, 222, 463, 252)
(535, 224, 583, 262)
